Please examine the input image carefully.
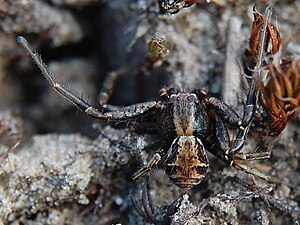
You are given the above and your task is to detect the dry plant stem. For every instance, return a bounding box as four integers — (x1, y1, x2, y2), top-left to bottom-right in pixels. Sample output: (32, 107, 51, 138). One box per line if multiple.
(229, 6, 273, 156)
(234, 176, 300, 223)
(218, 177, 276, 202)
(249, 6, 273, 104)
(222, 16, 243, 110)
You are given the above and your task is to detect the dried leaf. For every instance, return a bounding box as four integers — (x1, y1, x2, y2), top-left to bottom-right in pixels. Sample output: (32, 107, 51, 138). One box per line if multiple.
(258, 58, 300, 136)
(249, 6, 281, 57)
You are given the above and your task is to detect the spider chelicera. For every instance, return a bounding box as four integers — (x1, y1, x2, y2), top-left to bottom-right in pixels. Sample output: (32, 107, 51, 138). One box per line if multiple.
(17, 36, 272, 190)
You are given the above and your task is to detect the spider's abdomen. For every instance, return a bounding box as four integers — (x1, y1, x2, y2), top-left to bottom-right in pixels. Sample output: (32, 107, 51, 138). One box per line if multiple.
(165, 136, 209, 189)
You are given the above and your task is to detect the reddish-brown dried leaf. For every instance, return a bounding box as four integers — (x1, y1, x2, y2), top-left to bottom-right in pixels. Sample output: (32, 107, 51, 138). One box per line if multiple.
(249, 6, 281, 57)
(258, 58, 300, 136)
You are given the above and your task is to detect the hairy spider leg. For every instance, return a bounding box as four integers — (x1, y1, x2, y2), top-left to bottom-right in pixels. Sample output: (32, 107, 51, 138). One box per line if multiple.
(204, 97, 242, 126)
(130, 184, 157, 223)
(200, 93, 276, 182)
(210, 112, 279, 183)
(192, 7, 274, 161)
(131, 183, 188, 225)
(132, 149, 164, 180)
(226, 7, 274, 157)
(17, 36, 158, 122)
(98, 66, 129, 109)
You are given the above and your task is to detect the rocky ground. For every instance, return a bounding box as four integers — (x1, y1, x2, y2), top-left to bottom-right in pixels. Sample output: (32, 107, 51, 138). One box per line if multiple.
(0, 0, 299, 224)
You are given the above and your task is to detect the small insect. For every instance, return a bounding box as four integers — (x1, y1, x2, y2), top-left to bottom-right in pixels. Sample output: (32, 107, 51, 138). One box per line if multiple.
(148, 37, 169, 59)
(146, 36, 169, 70)
(17, 31, 271, 189)
(158, 0, 196, 14)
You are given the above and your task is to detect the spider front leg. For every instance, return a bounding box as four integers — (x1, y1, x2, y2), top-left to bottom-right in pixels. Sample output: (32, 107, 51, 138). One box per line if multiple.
(207, 7, 276, 158)
(203, 96, 246, 160)
(17, 36, 158, 122)
(227, 7, 277, 157)
(227, 87, 256, 157)
(204, 94, 256, 160)
(205, 98, 268, 162)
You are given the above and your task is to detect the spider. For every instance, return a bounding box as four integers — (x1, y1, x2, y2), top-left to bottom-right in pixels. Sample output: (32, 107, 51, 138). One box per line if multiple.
(17, 36, 272, 189)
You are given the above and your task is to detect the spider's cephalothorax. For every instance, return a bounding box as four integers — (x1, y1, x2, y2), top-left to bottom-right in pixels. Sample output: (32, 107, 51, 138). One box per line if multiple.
(158, 89, 210, 139)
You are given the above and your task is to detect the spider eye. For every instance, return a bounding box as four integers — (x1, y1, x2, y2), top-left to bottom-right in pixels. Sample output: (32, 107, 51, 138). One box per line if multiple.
(192, 89, 207, 100)
(169, 87, 179, 95)
(187, 94, 196, 103)
(169, 95, 177, 103)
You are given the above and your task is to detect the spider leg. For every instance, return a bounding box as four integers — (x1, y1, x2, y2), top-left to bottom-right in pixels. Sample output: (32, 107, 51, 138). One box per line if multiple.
(227, 92, 256, 158)
(132, 149, 163, 180)
(237, 151, 271, 161)
(17, 36, 158, 122)
(209, 114, 248, 161)
(98, 66, 129, 109)
(85, 101, 157, 121)
(130, 183, 157, 223)
(231, 156, 281, 183)
(207, 7, 275, 158)
(205, 97, 242, 127)
(141, 184, 157, 223)
(211, 115, 279, 183)
(210, 114, 231, 160)
(131, 183, 184, 225)
(204, 94, 256, 160)
(227, 7, 275, 157)
(203, 90, 264, 162)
